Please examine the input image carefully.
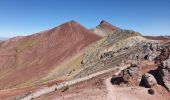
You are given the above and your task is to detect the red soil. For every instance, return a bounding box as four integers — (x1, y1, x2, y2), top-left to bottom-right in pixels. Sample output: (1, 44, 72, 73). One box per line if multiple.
(0, 20, 101, 89)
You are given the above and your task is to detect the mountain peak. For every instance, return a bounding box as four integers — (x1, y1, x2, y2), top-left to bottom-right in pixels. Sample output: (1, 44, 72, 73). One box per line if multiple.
(100, 20, 109, 24)
(99, 20, 119, 31)
(59, 20, 85, 29)
(69, 20, 77, 23)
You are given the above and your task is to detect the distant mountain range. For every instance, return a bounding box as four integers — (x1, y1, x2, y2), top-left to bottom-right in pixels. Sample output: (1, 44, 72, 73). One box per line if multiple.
(0, 37, 8, 41)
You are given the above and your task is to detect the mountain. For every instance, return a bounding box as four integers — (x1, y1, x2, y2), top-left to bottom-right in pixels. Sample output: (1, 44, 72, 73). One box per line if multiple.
(0, 37, 8, 41)
(0, 20, 170, 100)
(91, 20, 119, 36)
(145, 36, 170, 40)
(0, 20, 101, 89)
(33, 29, 170, 100)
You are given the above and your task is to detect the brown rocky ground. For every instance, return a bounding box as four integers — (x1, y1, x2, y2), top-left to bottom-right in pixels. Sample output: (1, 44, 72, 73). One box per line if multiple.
(34, 62, 170, 100)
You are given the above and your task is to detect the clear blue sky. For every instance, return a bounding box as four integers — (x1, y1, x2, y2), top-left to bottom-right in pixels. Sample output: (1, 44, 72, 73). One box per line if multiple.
(0, 0, 170, 37)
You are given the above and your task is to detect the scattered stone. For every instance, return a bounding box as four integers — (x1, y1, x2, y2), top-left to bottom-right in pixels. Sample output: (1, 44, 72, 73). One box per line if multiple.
(62, 86, 69, 92)
(100, 51, 113, 60)
(148, 88, 155, 95)
(81, 60, 84, 64)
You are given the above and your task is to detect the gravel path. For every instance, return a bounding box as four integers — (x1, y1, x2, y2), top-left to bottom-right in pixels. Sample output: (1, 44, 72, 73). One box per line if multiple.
(18, 65, 128, 100)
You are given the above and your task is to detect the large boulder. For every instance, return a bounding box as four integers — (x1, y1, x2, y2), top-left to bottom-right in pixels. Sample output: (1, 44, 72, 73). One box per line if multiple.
(142, 73, 157, 88)
(157, 46, 170, 91)
(122, 64, 142, 86)
(158, 62, 170, 91)
(111, 64, 142, 86)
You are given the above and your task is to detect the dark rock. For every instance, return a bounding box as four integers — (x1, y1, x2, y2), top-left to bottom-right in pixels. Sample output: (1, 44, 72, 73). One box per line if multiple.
(100, 51, 113, 60)
(110, 77, 124, 85)
(142, 73, 157, 88)
(81, 60, 84, 64)
(148, 88, 155, 95)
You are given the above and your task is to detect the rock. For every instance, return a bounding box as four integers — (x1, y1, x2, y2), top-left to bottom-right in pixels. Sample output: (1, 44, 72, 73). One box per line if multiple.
(142, 43, 161, 61)
(81, 60, 84, 65)
(122, 64, 142, 86)
(155, 46, 170, 64)
(158, 65, 170, 91)
(104, 29, 140, 46)
(100, 51, 113, 60)
(110, 64, 142, 86)
(148, 88, 155, 95)
(151, 46, 170, 91)
(157, 47, 170, 91)
(142, 73, 157, 88)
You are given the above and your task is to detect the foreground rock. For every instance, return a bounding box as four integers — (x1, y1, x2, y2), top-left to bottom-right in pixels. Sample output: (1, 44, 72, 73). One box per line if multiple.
(158, 62, 170, 91)
(122, 64, 142, 86)
(111, 64, 142, 86)
(157, 46, 170, 91)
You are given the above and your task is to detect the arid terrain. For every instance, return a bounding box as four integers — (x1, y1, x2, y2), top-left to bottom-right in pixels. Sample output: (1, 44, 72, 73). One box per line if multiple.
(0, 20, 170, 100)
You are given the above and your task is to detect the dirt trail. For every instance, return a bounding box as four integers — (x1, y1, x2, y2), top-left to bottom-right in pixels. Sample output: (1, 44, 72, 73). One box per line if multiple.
(18, 65, 128, 100)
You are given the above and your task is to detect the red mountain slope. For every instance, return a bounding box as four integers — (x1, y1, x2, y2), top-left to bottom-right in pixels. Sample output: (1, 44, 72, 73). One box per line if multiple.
(0, 20, 101, 89)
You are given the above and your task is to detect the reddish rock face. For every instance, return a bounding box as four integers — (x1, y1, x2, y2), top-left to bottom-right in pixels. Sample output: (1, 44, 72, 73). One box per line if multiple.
(91, 20, 120, 36)
(0, 20, 101, 89)
(99, 20, 119, 31)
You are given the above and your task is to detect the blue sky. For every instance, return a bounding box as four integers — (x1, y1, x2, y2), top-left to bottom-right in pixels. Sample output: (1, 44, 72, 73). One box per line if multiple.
(0, 0, 170, 37)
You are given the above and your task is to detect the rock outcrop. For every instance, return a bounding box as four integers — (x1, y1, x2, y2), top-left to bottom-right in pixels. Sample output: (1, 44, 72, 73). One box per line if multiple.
(111, 64, 142, 86)
(155, 46, 170, 91)
(122, 64, 142, 86)
(155, 46, 170, 64)
(158, 61, 170, 91)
